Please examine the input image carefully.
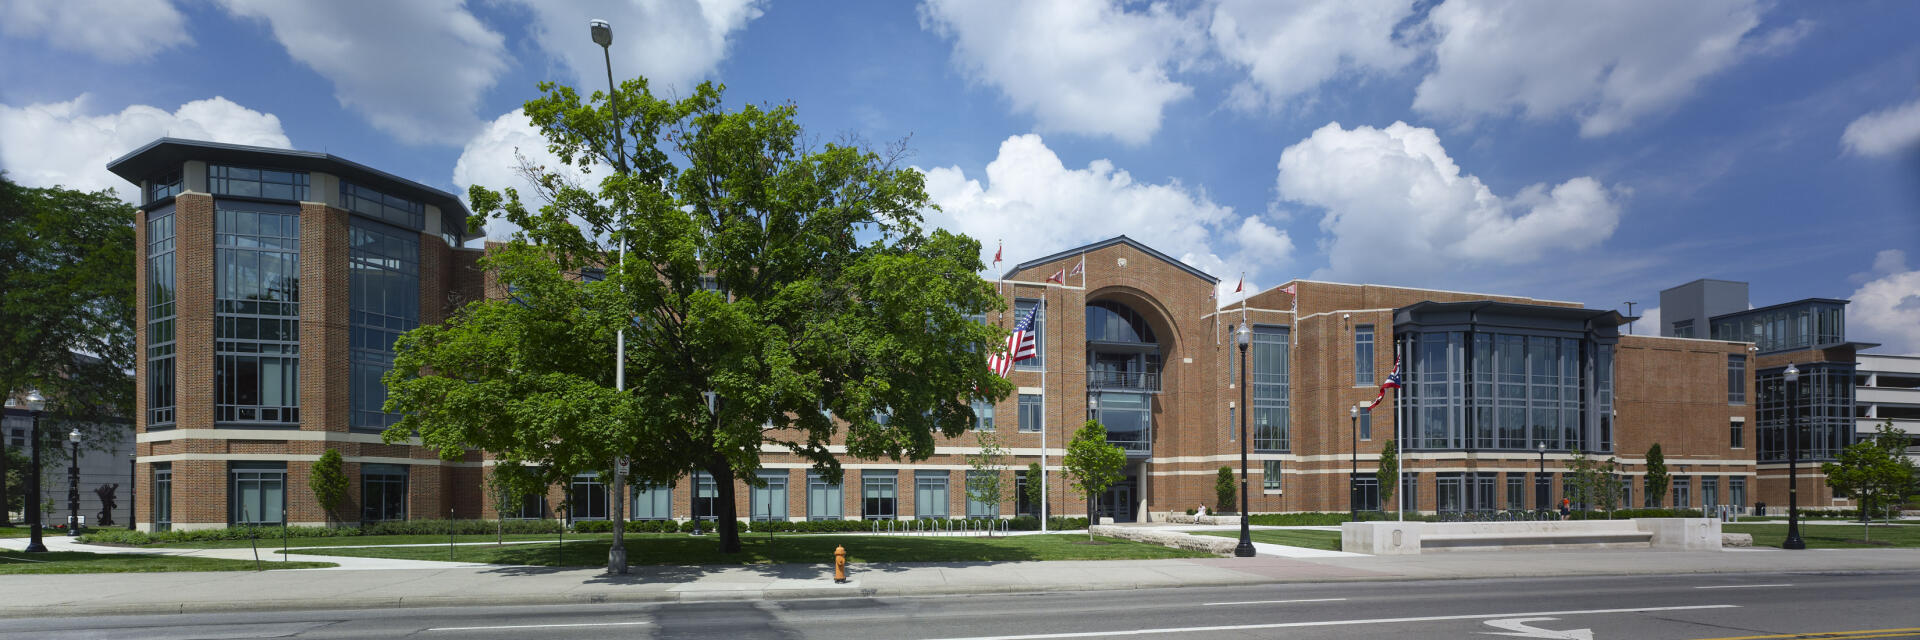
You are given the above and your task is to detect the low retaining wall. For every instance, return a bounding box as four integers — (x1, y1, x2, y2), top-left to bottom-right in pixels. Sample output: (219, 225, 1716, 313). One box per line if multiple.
(1162, 514, 1243, 526)
(1089, 525, 1237, 556)
(1341, 518, 1722, 555)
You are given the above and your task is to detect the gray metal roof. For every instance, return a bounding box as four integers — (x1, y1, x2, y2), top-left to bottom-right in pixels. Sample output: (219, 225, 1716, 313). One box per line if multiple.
(1003, 235, 1219, 283)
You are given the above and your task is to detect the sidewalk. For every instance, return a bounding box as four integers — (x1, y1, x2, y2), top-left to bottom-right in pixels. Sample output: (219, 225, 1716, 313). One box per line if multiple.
(4, 535, 1919, 617)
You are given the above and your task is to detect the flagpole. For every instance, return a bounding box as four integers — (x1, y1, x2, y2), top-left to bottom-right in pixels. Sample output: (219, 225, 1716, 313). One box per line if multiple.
(1396, 338, 1405, 522)
(1039, 291, 1048, 533)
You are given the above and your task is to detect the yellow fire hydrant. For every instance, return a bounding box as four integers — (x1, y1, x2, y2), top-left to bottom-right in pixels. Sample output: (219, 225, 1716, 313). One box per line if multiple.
(834, 545, 848, 583)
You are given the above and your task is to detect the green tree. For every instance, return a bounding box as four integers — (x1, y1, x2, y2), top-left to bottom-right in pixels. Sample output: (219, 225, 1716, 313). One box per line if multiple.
(1644, 443, 1669, 508)
(309, 449, 348, 527)
(965, 431, 1009, 523)
(1064, 421, 1126, 540)
(1376, 440, 1398, 515)
(1564, 450, 1623, 519)
(1823, 420, 1916, 541)
(1214, 466, 1236, 514)
(1023, 461, 1043, 518)
(384, 79, 1009, 555)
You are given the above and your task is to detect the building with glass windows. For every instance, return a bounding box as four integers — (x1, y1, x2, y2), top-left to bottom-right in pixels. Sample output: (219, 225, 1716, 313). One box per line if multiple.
(119, 138, 1866, 529)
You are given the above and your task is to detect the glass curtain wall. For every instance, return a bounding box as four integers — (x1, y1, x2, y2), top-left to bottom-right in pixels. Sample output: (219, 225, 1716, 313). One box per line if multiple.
(1409, 331, 1607, 452)
(152, 464, 172, 531)
(1756, 364, 1855, 462)
(1251, 325, 1290, 452)
(147, 206, 178, 426)
(214, 202, 301, 425)
(348, 220, 420, 430)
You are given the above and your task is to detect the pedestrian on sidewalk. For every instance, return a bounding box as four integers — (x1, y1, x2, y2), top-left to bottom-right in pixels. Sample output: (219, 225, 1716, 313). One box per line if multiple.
(1559, 498, 1571, 520)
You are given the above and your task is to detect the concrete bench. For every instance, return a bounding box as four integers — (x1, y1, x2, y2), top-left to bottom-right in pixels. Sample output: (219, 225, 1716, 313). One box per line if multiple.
(1343, 518, 1721, 554)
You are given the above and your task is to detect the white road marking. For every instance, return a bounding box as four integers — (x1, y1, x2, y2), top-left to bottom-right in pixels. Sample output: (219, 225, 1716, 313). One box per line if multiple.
(1202, 597, 1349, 606)
(1482, 617, 1593, 639)
(1693, 584, 1792, 589)
(425, 621, 652, 632)
(924, 604, 1739, 640)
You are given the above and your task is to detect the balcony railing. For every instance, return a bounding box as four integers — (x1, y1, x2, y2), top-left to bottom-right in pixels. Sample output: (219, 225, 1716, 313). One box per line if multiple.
(1087, 370, 1160, 392)
(1108, 437, 1151, 456)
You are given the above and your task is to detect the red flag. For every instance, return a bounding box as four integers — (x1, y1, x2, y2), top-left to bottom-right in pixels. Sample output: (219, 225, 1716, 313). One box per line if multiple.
(1281, 283, 1297, 296)
(993, 241, 1002, 267)
(1234, 275, 1244, 293)
(1046, 267, 1065, 283)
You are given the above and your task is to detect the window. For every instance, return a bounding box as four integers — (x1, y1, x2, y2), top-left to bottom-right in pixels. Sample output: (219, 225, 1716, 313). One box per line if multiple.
(361, 464, 407, 523)
(692, 472, 719, 521)
(1359, 407, 1371, 440)
(1262, 460, 1283, 492)
(1015, 470, 1038, 517)
(1672, 476, 1691, 509)
(1352, 474, 1379, 511)
(1536, 472, 1552, 510)
(863, 471, 897, 520)
(632, 482, 671, 520)
(1428, 331, 1601, 453)
(971, 399, 995, 431)
(751, 470, 789, 522)
(153, 464, 172, 532)
(1506, 474, 1525, 510)
(1402, 472, 1419, 513)
(146, 206, 177, 426)
(349, 219, 420, 430)
(1672, 319, 1694, 339)
(1727, 355, 1746, 404)
(966, 471, 997, 518)
(230, 462, 286, 525)
(1250, 325, 1290, 452)
(1757, 364, 1855, 462)
(507, 491, 548, 520)
(1730, 420, 1743, 448)
(341, 181, 424, 230)
(146, 172, 181, 203)
(1702, 476, 1719, 508)
(1729, 477, 1747, 509)
(1013, 298, 1044, 370)
(214, 203, 301, 425)
(6, 427, 21, 449)
(915, 471, 949, 519)
(209, 165, 309, 200)
(569, 474, 608, 520)
(1437, 473, 1463, 513)
(807, 473, 842, 521)
(1018, 394, 1043, 433)
(581, 267, 606, 282)
(1644, 476, 1660, 508)
(1354, 325, 1375, 385)
(1098, 391, 1151, 452)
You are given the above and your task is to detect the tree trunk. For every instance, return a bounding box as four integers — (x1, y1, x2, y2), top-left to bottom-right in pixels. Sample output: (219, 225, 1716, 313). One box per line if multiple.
(712, 463, 742, 554)
(1087, 491, 1096, 542)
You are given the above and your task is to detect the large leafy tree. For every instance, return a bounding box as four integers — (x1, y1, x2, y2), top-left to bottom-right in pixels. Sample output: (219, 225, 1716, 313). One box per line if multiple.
(384, 79, 1008, 554)
(1823, 420, 1916, 540)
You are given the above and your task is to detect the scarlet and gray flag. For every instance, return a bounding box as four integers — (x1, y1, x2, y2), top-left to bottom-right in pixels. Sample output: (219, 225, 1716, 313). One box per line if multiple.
(1067, 256, 1084, 279)
(1045, 267, 1066, 283)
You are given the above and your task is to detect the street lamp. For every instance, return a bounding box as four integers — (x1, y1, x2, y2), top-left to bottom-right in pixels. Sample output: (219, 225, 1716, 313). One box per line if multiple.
(1536, 441, 1548, 512)
(67, 428, 80, 536)
(1783, 362, 1805, 550)
(22, 390, 46, 552)
(1233, 323, 1254, 558)
(1349, 404, 1359, 522)
(590, 16, 631, 576)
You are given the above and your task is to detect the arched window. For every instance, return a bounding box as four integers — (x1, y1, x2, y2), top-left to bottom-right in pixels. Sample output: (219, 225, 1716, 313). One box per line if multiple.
(1085, 300, 1156, 343)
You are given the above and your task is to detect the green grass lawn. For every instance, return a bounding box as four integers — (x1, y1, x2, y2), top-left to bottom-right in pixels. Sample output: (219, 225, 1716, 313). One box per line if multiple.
(1194, 529, 1344, 551)
(123, 532, 612, 550)
(287, 533, 1212, 566)
(1725, 523, 1920, 549)
(0, 551, 334, 574)
(0, 526, 33, 539)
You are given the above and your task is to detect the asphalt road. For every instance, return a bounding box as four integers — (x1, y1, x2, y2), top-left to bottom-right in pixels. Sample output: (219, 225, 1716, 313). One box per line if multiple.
(3, 571, 1916, 640)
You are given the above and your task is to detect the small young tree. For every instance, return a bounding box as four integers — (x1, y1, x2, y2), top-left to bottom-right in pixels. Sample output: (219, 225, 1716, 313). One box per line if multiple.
(1823, 420, 1916, 541)
(965, 431, 1009, 524)
(1376, 441, 1398, 516)
(1214, 466, 1236, 514)
(1644, 443, 1669, 509)
(309, 449, 348, 527)
(1595, 457, 1624, 518)
(1064, 421, 1126, 541)
(1023, 461, 1044, 518)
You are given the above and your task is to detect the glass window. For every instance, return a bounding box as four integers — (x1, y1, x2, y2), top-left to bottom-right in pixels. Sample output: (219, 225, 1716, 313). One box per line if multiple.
(1729, 477, 1747, 509)
(915, 471, 949, 519)
(230, 463, 286, 525)
(147, 206, 178, 426)
(751, 470, 789, 522)
(965, 470, 997, 518)
(215, 203, 301, 425)
(1402, 472, 1420, 514)
(361, 464, 407, 522)
(632, 482, 671, 520)
(971, 398, 995, 431)
(569, 474, 608, 521)
(349, 219, 420, 430)
(863, 471, 897, 520)
(209, 165, 309, 201)
(506, 491, 548, 520)
(1730, 420, 1743, 448)
(1018, 394, 1042, 433)
(1672, 476, 1691, 509)
(1359, 407, 1371, 440)
(1701, 476, 1719, 508)
(1672, 319, 1694, 338)
(1085, 300, 1156, 343)
(153, 464, 172, 531)
(1354, 325, 1375, 385)
(1727, 355, 1746, 404)
(1013, 299, 1044, 370)
(341, 181, 425, 230)
(1262, 460, 1282, 491)
(146, 172, 182, 203)
(692, 472, 719, 521)
(1756, 364, 1856, 462)
(1251, 325, 1290, 452)
(807, 473, 843, 521)
(1644, 476, 1660, 508)
(1436, 473, 1463, 513)
(1506, 474, 1525, 510)
(1098, 391, 1151, 453)
(1352, 474, 1379, 511)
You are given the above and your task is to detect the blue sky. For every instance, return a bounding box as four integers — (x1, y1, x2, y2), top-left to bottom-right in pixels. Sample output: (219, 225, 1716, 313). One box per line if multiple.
(2, 0, 1916, 352)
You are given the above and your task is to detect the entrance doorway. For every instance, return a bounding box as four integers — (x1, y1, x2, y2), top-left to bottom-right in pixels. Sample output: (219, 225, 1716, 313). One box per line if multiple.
(1098, 477, 1138, 523)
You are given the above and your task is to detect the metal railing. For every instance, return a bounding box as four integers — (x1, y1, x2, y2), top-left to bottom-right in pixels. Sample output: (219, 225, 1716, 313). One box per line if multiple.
(1108, 438, 1151, 455)
(1086, 370, 1160, 392)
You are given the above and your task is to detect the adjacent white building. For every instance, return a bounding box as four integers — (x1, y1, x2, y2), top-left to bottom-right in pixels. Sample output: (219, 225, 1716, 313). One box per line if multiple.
(1855, 353, 1920, 457)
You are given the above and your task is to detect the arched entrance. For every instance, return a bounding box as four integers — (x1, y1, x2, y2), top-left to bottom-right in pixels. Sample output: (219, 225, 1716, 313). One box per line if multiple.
(1082, 291, 1179, 523)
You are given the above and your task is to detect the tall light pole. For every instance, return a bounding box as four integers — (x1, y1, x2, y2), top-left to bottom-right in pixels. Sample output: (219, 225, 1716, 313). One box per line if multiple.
(67, 428, 80, 536)
(1783, 363, 1805, 550)
(1234, 324, 1254, 558)
(23, 390, 46, 552)
(590, 17, 630, 575)
(1349, 404, 1359, 522)
(1536, 441, 1548, 512)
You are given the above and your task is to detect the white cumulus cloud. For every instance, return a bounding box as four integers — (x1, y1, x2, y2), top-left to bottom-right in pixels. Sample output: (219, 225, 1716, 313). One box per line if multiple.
(920, 0, 1203, 145)
(919, 134, 1288, 305)
(1275, 121, 1620, 285)
(514, 0, 765, 96)
(1413, 0, 1790, 137)
(1209, 0, 1418, 112)
(213, 0, 507, 145)
(1849, 249, 1920, 355)
(0, 95, 290, 201)
(453, 109, 612, 243)
(1, 0, 190, 62)
(1841, 94, 1920, 158)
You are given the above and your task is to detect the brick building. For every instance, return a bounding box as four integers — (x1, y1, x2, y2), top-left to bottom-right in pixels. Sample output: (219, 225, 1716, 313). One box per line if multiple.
(115, 139, 1861, 531)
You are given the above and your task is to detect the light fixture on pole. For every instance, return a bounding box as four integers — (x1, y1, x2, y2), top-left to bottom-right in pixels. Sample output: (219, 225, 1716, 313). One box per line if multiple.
(589, 16, 630, 576)
(22, 390, 47, 552)
(1349, 404, 1359, 522)
(1783, 362, 1805, 550)
(1233, 323, 1254, 558)
(67, 427, 80, 536)
(1537, 441, 1548, 512)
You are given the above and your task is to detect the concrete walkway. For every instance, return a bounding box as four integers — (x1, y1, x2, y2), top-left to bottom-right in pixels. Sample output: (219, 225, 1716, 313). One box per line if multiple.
(0, 534, 493, 570)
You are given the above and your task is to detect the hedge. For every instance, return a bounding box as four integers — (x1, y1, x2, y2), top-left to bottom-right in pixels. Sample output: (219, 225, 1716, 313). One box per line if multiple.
(78, 518, 564, 546)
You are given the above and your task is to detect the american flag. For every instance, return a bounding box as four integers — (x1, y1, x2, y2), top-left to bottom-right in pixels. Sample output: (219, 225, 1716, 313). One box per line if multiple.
(988, 305, 1041, 377)
(1367, 355, 1402, 409)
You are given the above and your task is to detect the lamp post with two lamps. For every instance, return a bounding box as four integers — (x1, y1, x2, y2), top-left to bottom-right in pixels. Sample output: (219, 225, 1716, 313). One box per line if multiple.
(66, 427, 80, 536)
(1233, 323, 1255, 558)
